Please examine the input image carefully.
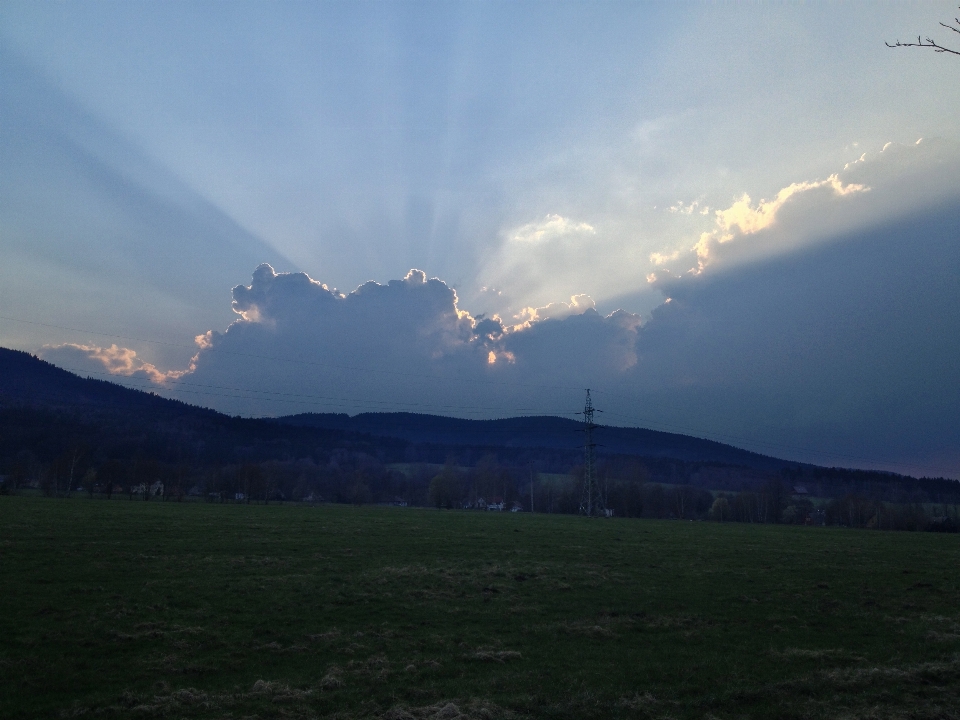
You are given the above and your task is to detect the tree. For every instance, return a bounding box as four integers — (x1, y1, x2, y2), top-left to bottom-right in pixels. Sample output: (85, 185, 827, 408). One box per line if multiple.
(84, 468, 97, 498)
(54, 443, 85, 497)
(887, 6, 960, 57)
(99, 459, 124, 499)
(429, 464, 461, 509)
(10, 451, 34, 494)
(709, 496, 731, 522)
(762, 478, 789, 524)
(473, 455, 501, 502)
(348, 469, 372, 506)
(241, 463, 265, 503)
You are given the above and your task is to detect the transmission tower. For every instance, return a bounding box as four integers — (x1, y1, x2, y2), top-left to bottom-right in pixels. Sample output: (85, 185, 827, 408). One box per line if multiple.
(578, 389, 606, 517)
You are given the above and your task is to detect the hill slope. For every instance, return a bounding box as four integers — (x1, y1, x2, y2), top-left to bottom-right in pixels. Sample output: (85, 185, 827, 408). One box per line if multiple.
(279, 412, 790, 470)
(0, 348, 364, 464)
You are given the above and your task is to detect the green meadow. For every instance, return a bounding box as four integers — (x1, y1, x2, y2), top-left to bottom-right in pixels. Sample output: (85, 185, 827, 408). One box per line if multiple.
(1, 496, 958, 719)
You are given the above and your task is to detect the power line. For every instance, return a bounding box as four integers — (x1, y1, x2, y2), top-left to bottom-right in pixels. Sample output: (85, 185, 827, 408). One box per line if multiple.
(599, 409, 958, 478)
(51, 364, 580, 418)
(6, 367, 956, 478)
(4, 314, 956, 478)
(0, 314, 585, 392)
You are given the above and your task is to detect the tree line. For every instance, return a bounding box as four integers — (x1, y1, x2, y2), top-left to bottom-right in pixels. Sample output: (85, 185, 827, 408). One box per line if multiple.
(3, 440, 958, 532)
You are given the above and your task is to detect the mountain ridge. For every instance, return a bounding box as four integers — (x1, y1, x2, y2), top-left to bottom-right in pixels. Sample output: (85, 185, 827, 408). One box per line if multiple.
(276, 411, 794, 470)
(1, 346, 792, 470)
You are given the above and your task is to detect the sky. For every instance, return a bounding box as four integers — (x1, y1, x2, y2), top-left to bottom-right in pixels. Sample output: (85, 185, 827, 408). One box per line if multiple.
(2, 1, 959, 478)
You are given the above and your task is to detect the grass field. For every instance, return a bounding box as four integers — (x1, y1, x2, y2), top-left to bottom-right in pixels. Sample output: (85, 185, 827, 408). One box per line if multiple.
(2, 497, 959, 719)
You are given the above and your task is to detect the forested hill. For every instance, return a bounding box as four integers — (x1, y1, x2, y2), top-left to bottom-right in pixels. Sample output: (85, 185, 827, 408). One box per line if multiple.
(0, 347, 198, 413)
(279, 412, 789, 471)
(0, 348, 367, 465)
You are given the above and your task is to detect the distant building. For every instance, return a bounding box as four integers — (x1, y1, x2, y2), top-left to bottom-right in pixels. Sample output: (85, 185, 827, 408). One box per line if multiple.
(793, 485, 809, 495)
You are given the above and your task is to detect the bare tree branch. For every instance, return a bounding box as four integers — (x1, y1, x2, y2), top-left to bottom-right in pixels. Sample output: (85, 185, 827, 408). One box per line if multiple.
(887, 7, 960, 56)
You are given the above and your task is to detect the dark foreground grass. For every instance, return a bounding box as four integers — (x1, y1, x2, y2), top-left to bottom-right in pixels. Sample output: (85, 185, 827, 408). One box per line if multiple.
(1, 497, 959, 720)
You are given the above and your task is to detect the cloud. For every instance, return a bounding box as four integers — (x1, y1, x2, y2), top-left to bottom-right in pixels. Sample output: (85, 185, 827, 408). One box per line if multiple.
(627, 196, 960, 476)
(693, 173, 869, 268)
(480, 141, 959, 322)
(645, 138, 960, 281)
(510, 214, 596, 243)
(716, 174, 866, 236)
(668, 200, 710, 215)
(204, 264, 482, 364)
(149, 264, 636, 417)
(511, 294, 596, 329)
(52, 264, 638, 418)
(649, 249, 681, 266)
(40, 343, 184, 384)
(502, 307, 643, 379)
(475, 212, 612, 318)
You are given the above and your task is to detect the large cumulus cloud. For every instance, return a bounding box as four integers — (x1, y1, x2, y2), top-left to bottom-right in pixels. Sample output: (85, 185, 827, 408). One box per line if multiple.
(213, 265, 479, 362)
(156, 264, 639, 419)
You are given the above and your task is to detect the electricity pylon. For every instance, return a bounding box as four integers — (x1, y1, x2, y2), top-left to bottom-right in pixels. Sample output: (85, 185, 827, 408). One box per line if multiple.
(578, 389, 606, 517)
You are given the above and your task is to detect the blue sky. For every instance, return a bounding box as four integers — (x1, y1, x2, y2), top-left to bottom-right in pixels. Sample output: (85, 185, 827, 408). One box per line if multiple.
(2, 2, 960, 476)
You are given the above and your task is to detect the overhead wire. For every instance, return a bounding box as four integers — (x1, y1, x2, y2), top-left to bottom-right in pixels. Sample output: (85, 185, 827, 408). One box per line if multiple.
(598, 408, 958, 478)
(15, 365, 957, 477)
(0, 314, 585, 392)
(3, 313, 957, 477)
(49, 364, 580, 419)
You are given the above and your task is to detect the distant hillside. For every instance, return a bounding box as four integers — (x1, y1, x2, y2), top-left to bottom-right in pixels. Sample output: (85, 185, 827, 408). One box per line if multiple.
(0, 347, 201, 413)
(0, 348, 366, 465)
(278, 412, 792, 471)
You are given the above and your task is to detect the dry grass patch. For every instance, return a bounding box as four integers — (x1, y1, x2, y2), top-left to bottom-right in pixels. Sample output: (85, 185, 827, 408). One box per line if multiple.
(381, 699, 524, 720)
(771, 647, 854, 661)
(470, 647, 522, 663)
(102, 678, 315, 717)
(818, 656, 960, 689)
(320, 665, 345, 689)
